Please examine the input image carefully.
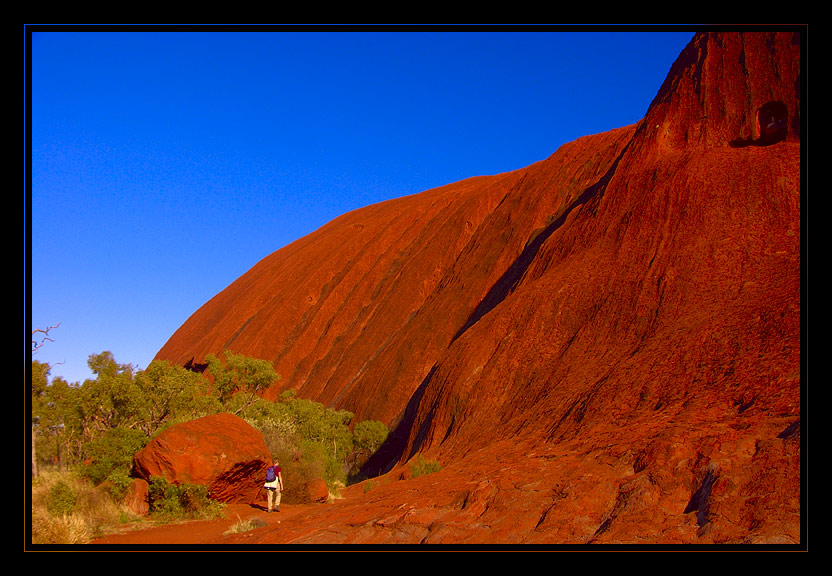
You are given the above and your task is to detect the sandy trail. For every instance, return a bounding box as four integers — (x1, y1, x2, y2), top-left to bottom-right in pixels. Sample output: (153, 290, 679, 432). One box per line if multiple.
(89, 501, 314, 547)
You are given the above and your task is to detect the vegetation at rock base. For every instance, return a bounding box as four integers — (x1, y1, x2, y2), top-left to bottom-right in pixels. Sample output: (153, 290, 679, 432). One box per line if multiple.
(146, 477, 225, 521)
(239, 389, 389, 502)
(30, 349, 391, 543)
(80, 427, 148, 496)
(31, 468, 137, 545)
(410, 455, 442, 478)
(45, 480, 77, 517)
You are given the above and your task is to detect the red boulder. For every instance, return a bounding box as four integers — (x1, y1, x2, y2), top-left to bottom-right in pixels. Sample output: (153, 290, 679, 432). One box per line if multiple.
(133, 412, 272, 504)
(123, 478, 149, 517)
(306, 479, 330, 504)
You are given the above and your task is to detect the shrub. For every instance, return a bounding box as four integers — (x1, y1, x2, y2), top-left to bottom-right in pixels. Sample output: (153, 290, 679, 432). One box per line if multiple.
(224, 516, 268, 534)
(80, 427, 148, 486)
(250, 391, 379, 495)
(146, 477, 224, 521)
(102, 468, 134, 502)
(353, 419, 389, 455)
(277, 441, 327, 504)
(31, 469, 126, 545)
(45, 481, 77, 517)
(349, 419, 390, 478)
(410, 455, 442, 478)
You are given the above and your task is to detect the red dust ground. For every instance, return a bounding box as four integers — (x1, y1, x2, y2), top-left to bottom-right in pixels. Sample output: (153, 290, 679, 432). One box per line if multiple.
(89, 502, 313, 547)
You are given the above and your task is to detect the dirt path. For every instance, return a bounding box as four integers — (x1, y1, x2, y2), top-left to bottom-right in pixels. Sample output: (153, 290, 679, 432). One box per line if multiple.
(89, 502, 313, 547)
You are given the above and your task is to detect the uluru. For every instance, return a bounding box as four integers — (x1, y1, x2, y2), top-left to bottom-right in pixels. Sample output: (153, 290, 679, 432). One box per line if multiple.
(154, 30, 804, 546)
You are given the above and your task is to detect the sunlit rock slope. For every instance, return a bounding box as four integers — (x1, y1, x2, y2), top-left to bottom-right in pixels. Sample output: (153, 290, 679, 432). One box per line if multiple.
(157, 31, 803, 545)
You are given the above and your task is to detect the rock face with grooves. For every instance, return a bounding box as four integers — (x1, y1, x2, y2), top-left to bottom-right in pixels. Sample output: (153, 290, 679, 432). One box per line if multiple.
(156, 31, 803, 544)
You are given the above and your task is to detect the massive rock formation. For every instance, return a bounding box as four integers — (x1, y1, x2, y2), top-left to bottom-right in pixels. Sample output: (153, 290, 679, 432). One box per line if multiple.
(156, 31, 803, 545)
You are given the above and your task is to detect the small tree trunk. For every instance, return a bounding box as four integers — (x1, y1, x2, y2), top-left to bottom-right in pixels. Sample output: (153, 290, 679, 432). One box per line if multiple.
(31, 428, 38, 478)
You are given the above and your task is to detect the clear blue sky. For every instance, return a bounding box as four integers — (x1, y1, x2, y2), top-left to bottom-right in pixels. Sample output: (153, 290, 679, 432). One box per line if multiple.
(27, 26, 695, 385)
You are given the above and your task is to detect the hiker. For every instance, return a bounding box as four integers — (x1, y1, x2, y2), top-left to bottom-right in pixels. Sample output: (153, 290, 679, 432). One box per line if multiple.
(264, 459, 283, 512)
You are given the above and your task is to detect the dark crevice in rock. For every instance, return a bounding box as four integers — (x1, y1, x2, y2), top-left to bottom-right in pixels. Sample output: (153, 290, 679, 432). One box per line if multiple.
(684, 468, 718, 528)
(777, 420, 800, 440)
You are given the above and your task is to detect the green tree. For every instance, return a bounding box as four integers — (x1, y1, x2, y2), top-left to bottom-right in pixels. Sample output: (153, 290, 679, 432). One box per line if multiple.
(133, 360, 220, 436)
(272, 391, 356, 487)
(353, 419, 389, 458)
(205, 351, 281, 415)
(80, 426, 148, 487)
(31, 360, 50, 404)
(32, 360, 52, 476)
(280, 392, 353, 458)
(32, 361, 84, 471)
(31, 324, 63, 476)
(75, 352, 142, 440)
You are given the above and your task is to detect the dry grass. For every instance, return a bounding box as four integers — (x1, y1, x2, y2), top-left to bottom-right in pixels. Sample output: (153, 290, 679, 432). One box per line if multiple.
(30, 468, 139, 545)
(223, 515, 268, 534)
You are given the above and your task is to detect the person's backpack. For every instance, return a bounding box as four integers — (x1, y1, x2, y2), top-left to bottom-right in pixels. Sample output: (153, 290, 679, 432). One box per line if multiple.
(266, 466, 276, 482)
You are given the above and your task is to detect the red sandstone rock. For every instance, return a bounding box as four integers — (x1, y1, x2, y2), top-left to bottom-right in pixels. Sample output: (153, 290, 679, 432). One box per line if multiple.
(132, 412, 272, 504)
(306, 478, 330, 504)
(123, 478, 149, 517)
(156, 31, 803, 545)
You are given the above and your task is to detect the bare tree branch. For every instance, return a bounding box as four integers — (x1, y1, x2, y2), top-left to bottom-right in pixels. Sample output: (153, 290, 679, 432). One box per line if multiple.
(32, 323, 60, 354)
